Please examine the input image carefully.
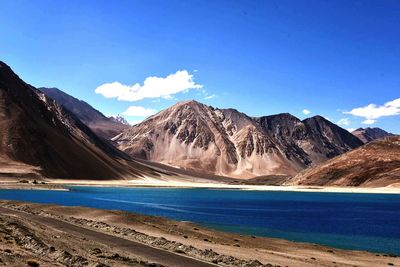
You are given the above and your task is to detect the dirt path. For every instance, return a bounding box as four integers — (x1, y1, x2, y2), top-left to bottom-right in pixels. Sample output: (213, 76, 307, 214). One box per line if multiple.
(0, 206, 216, 267)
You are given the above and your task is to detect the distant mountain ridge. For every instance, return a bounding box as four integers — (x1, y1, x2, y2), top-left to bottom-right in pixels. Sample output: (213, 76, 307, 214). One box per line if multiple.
(109, 115, 129, 125)
(113, 100, 363, 178)
(40, 87, 129, 139)
(286, 136, 400, 187)
(352, 127, 394, 143)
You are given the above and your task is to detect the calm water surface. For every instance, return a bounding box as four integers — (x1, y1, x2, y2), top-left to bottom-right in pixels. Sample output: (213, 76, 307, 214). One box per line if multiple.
(0, 187, 399, 255)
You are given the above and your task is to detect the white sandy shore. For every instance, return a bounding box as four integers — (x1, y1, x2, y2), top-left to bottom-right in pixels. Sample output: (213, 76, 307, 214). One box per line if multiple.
(45, 177, 400, 194)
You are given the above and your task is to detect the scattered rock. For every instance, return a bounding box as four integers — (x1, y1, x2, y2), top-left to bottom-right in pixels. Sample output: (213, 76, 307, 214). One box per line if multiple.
(26, 259, 40, 267)
(91, 248, 102, 255)
(174, 249, 185, 254)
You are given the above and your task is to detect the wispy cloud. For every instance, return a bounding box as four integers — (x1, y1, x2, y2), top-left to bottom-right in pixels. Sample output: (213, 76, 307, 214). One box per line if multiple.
(337, 118, 350, 126)
(302, 109, 311, 115)
(122, 106, 157, 117)
(204, 94, 216, 100)
(344, 98, 400, 124)
(95, 70, 203, 101)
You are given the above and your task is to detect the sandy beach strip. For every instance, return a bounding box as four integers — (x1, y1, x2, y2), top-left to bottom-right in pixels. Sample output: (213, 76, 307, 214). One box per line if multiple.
(41, 177, 400, 194)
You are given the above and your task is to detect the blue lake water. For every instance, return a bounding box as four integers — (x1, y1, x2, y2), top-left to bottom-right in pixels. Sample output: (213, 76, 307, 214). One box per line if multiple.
(0, 187, 399, 255)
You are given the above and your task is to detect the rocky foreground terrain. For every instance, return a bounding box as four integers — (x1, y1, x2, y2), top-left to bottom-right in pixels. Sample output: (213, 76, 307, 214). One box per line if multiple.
(114, 100, 363, 178)
(1, 200, 399, 267)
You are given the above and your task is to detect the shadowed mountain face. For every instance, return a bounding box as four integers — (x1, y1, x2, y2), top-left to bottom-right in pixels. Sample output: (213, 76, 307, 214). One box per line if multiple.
(0, 61, 158, 180)
(352, 127, 394, 143)
(286, 136, 400, 187)
(40, 87, 129, 139)
(114, 100, 363, 178)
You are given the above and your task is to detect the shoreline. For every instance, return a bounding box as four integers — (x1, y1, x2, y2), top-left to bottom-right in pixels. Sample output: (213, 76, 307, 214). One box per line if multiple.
(0, 180, 70, 191)
(1, 178, 400, 194)
(1, 200, 399, 267)
(48, 178, 400, 194)
(1, 188, 399, 257)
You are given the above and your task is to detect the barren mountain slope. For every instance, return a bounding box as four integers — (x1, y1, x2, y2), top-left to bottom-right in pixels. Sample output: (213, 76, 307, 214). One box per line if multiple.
(0, 61, 160, 180)
(114, 100, 363, 178)
(256, 114, 363, 164)
(286, 136, 400, 187)
(352, 127, 394, 143)
(40, 87, 129, 139)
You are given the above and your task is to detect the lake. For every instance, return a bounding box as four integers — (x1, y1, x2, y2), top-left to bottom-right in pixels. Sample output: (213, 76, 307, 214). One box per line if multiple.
(0, 186, 399, 255)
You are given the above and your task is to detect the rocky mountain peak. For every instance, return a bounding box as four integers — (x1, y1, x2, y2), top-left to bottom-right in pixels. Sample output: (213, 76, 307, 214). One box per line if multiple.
(352, 127, 394, 143)
(109, 115, 129, 125)
(114, 100, 364, 178)
(171, 99, 205, 109)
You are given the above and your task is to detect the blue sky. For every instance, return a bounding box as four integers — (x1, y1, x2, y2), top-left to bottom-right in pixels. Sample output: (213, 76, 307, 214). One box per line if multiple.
(1, 0, 399, 133)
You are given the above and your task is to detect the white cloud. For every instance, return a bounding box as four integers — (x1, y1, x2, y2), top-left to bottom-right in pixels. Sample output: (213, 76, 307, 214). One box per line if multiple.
(386, 98, 400, 107)
(204, 94, 216, 100)
(129, 119, 144, 126)
(362, 119, 376, 125)
(302, 109, 311, 115)
(95, 70, 203, 102)
(344, 97, 400, 124)
(337, 118, 350, 126)
(346, 128, 356, 133)
(121, 106, 157, 117)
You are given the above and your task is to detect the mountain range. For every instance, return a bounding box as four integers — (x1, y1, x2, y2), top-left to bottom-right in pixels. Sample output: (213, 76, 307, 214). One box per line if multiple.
(113, 100, 363, 178)
(1, 60, 399, 187)
(0, 61, 164, 180)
